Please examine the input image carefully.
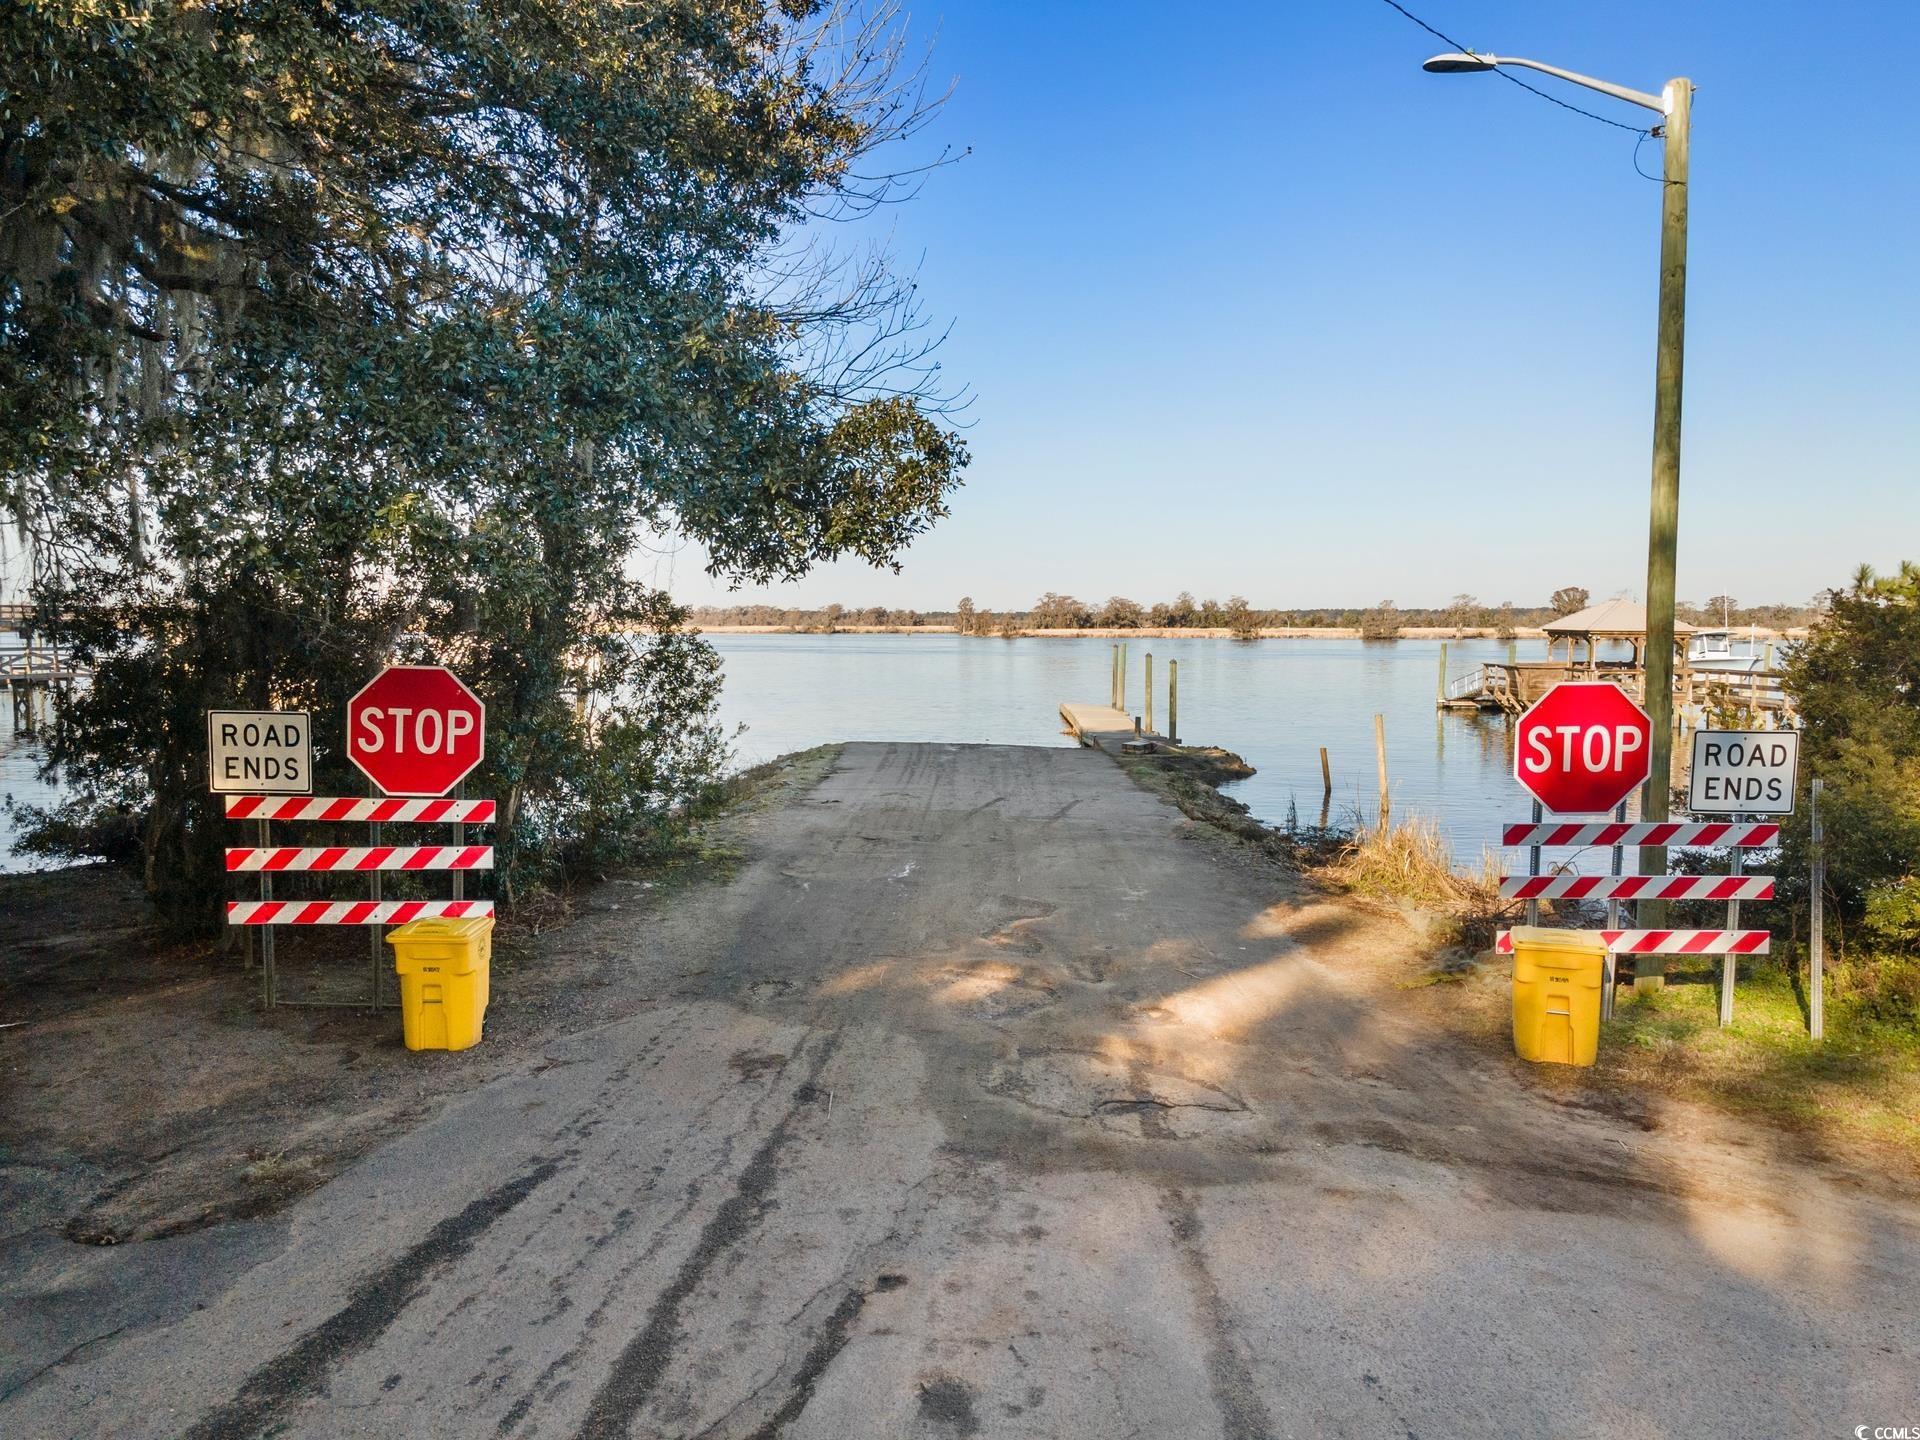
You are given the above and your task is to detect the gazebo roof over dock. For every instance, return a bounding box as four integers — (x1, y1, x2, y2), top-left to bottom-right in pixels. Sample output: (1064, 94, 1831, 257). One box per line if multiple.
(1542, 599, 1695, 639)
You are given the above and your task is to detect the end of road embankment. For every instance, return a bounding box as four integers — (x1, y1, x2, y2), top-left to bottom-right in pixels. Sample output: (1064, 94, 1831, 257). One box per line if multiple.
(1098, 733, 1920, 1190)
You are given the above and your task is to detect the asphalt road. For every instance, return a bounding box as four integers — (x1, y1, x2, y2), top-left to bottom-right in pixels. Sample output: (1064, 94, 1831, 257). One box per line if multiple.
(4, 742, 1915, 1438)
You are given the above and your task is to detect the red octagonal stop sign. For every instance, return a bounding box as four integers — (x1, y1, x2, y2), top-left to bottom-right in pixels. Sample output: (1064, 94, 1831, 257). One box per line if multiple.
(1514, 681, 1653, 815)
(347, 666, 486, 797)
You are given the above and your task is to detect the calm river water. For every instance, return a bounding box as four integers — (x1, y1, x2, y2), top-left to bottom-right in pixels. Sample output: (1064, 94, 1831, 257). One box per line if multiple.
(706, 633, 1558, 861)
(0, 635, 1591, 871)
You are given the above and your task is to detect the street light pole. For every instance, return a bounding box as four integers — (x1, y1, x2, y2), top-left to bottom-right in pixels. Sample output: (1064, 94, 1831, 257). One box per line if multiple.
(1421, 53, 1692, 989)
(1636, 77, 1691, 991)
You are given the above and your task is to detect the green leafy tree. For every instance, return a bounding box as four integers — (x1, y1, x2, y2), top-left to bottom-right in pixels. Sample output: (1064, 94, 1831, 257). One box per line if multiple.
(1779, 565, 1920, 973)
(3, 0, 967, 926)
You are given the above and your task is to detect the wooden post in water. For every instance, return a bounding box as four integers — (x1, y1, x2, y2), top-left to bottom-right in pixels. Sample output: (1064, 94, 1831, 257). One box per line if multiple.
(1437, 642, 1448, 704)
(1144, 653, 1154, 735)
(1810, 777, 1825, 1040)
(1167, 661, 1179, 743)
(1373, 714, 1389, 825)
(1118, 643, 1127, 713)
(1319, 747, 1332, 828)
(1109, 645, 1118, 708)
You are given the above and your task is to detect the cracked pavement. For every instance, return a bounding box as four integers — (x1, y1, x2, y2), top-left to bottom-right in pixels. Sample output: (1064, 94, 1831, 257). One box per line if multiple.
(3, 742, 1916, 1437)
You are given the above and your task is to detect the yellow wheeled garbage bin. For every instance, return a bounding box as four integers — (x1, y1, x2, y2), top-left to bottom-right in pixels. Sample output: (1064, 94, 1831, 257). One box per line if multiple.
(1510, 927, 1608, 1066)
(388, 915, 493, 1052)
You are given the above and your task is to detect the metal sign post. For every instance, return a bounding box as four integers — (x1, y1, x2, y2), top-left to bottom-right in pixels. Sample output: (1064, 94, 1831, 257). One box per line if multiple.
(369, 772, 384, 1005)
(1810, 777, 1825, 1041)
(258, 816, 275, 1006)
(1604, 800, 1627, 1021)
(1524, 800, 1543, 929)
(1721, 814, 1743, 1028)
(206, 708, 313, 1006)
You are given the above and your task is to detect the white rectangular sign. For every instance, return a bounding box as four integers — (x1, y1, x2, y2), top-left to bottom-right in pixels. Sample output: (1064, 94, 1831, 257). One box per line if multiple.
(1688, 730, 1799, 816)
(207, 710, 313, 795)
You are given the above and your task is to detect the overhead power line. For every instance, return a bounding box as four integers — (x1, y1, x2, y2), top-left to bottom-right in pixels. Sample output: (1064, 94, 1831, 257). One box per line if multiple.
(1376, 0, 1657, 135)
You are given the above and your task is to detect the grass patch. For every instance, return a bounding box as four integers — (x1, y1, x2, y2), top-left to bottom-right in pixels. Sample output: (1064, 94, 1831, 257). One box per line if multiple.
(1597, 958, 1920, 1171)
(1321, 816, 1512, 952)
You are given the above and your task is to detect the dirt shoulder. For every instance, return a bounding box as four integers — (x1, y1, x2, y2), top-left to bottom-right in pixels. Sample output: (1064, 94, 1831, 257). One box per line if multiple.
(1113, 741, 1920, 1190)
(0, 747, 841, 1245)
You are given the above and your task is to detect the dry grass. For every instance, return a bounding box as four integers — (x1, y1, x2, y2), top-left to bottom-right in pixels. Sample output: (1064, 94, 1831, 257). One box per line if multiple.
(1325, 816, 1502, 909)
(1317, 816, 1517, 956)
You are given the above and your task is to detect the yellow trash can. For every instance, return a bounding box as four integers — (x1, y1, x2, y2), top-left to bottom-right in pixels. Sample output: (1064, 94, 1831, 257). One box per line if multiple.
(1510, 927, 1608, 1066)
(388, 915, 494, 1052)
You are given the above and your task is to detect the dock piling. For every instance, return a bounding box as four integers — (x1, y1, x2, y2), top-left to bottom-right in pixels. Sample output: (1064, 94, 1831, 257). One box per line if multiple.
(1437, 643, 1448, 703)
(1144, 653, 1154, 736)
(1167, 660, 1179, 743)
(1373, 713, 1389, 824)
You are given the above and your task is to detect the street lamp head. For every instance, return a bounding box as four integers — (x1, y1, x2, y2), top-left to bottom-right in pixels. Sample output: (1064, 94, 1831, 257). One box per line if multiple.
(1422, 52, 1496, 74)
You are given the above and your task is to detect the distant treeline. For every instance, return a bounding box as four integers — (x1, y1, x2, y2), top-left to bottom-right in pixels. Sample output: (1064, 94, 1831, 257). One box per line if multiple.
(691, 588, 1821, 637)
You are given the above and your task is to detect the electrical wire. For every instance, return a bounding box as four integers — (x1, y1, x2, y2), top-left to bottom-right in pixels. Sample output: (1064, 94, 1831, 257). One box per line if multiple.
(1632, 128, 1679, 184)
(1376, 0, 1657, 136)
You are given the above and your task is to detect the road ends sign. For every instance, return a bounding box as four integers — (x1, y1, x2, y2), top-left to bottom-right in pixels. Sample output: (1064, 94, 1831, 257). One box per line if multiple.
(347, 665, 486, 798)
(208, 710, 313, 795)
(1688, 730, 1800, 815)
(1513, 682, 1654, 816)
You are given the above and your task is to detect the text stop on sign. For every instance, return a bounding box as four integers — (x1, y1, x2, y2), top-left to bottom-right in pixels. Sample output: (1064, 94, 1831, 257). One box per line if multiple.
(347, 665, 486, 797)
(1520, 721, 1645, 777)
(1513, 681, 1654, 816)
(354, 705, 476, 757)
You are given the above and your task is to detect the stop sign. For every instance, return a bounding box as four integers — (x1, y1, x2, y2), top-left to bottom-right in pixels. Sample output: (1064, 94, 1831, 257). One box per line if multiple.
(1513, 681, 1653, 815)
(347, 666, 486, 797)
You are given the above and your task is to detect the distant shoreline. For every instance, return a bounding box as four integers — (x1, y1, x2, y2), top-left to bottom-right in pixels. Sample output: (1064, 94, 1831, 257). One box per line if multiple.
(695, 624, 1805, 641)
(697, 624, 1547, 639)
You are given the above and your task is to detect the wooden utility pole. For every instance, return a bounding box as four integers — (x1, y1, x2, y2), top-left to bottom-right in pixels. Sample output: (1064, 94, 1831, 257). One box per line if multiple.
(1636, 77, 1692, 991)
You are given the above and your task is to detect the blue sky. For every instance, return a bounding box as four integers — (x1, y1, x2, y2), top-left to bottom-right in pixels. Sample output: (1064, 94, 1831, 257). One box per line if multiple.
(661, 0, 1920, 614)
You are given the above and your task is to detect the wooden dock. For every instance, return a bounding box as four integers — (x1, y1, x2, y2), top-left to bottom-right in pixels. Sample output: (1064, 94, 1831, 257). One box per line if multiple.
(1060, 702, 1167, 756)
(1439, 660, 1794, 724)
(4, 642, 86, 733)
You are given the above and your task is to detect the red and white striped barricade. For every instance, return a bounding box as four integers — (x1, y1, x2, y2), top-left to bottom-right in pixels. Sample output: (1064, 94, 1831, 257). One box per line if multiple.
(229, 898, 495, 926)
(1495, 929, 1771, 956)
(1501, 814, 1778, 1021)
(224, 792, 495, 1004)
(226, 845, 494, 873)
